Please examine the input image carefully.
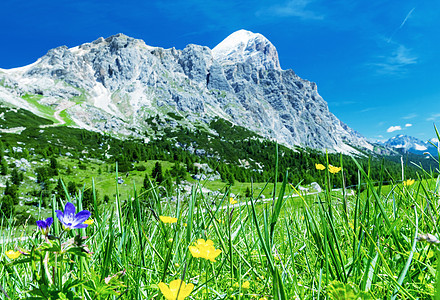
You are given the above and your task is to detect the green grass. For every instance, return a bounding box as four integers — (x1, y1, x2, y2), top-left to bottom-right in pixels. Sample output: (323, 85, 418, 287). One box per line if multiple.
(1, 158, 439, 299)
(21, 94, 57, 123)
(58, 109, 77, 127)
(0, 105, 53, 128)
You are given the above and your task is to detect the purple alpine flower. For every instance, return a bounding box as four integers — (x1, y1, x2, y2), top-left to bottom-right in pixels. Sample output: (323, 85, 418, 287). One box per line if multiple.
(55, 202, 91, 230)
(36, 217, 53, 236)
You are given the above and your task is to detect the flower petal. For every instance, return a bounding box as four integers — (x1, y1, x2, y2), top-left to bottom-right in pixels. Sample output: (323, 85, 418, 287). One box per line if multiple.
(169, 279, 182, 291)
(189, 246, 201, 258)
(74, 210, 91, 224)
(5, 250, 21, 259)
(158, 282, 173, 300)
(179, 282, 194, 299)
(45, 217, 53, 227)
(72, 223, 88, 229)
(55, 210, 64, 222)
(64, 202, 76, 217)
(36, 220, 46, 229)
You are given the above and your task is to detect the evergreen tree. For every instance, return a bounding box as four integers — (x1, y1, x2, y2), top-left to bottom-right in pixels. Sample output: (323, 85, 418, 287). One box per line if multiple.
(50, 156, 58, 170)
(49, 156, 59, 175)
(152, 162, 164, 184)
(54, 178, 64, 196)
(11, 168, 21, 186)
(163, 170, 173, 195)
(35, 166, 49, 186)
(67, 181, 77, 196)
(0, 195, 15, 217)
(245, 187, 252, 198)
(4, 181, 18, 205)
(83, 188, 98, 212)
(0, 158, 8, 175)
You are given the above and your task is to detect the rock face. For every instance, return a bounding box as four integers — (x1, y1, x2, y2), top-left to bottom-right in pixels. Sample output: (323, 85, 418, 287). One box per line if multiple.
(0, 30, 373, 153)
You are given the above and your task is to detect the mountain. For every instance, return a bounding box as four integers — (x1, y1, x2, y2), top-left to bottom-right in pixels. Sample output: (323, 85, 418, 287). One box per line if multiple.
(0, 30, 373, 154)
(381, 134, 438, 156)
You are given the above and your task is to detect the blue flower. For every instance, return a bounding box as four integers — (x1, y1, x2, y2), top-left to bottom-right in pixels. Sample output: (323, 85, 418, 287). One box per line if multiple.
(55, 202, 91, 230)
(36, 217, 53, 236)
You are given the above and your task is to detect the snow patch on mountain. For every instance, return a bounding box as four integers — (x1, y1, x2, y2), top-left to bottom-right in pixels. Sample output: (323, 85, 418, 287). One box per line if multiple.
(382, 134, 437, 156)
(212, 29, 281, 70)
(91, 82, 117, 115)
(414, 144, 427, 151)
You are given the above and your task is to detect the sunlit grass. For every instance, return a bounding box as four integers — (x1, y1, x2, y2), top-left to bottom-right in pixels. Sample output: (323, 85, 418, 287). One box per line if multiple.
(1, 152, 439, 299)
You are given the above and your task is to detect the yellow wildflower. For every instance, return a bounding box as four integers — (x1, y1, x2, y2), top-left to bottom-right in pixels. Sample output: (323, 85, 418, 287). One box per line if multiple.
(403, 179, 415, 186)
(84, 219, 94, 226)
(242, 281, 250, 289)
(229, 197, 238, 205)
(5, 250, 21, 260)
(315, 163, 325, 170)
(159, 216, 178, 224)
(328, 165, 341, 174)
(188, 239, 222, 262)
(259, 297, 268, 300)
(158, 279, 194, 300)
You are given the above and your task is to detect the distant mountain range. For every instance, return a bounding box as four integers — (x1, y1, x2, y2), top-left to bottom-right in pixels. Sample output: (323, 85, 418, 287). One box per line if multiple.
(0, 30, 376, 154)
(380, 134, 438, 156)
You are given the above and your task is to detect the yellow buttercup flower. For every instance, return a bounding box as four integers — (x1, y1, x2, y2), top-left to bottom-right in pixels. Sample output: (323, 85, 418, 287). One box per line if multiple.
(188, 239, 222, 262)
(242, 281, 250, 289)
(5, 250, 21, 259)
(84, 219, 94, 225)
(229, 197, 238, 205)
(315, 163, 325, 170)
(158, 279, 194, 300)
(328, 165, 341, 174)
(403, 179, 415, 186)
(160, 216, 178, 224)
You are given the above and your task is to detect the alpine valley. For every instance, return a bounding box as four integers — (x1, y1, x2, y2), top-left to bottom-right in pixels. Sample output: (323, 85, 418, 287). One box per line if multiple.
(0, 30, 373, 154)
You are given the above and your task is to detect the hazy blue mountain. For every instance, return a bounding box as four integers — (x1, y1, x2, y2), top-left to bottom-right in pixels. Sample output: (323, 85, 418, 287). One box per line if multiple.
(381, 134, 438, 156)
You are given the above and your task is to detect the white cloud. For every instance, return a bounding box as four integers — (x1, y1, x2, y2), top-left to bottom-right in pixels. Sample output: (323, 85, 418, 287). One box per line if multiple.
(427, 113, 440, 121)
(402, 113, 418, 120)
(371, 44, 417, 75)
(387, 125, 402, 133)
(405, 123, 412, 127)
(431, 138, 439, 143)
(259, 0, 324, 20)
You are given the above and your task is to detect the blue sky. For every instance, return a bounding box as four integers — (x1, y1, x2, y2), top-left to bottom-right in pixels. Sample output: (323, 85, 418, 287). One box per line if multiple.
(1, 0, 439, 142)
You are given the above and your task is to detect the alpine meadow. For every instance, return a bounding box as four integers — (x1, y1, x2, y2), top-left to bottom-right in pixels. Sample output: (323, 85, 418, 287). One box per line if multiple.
(0, 28, 439, 300)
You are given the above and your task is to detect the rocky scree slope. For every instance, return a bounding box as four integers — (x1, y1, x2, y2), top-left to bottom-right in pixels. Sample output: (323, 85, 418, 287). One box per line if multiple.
(0, 30, 372, 154)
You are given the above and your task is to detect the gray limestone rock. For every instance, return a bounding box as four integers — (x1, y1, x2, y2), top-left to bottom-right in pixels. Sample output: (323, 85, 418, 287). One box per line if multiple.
(0, 30, 373, 154)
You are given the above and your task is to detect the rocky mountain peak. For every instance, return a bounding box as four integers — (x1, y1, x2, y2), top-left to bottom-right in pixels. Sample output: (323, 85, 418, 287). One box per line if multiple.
(381, 134, 438, 156)
(212, 29, 281, 70)
(0, 32, 374, 154)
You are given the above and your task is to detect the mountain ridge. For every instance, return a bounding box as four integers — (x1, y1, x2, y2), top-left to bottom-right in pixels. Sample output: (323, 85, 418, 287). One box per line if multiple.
(380, 134, 438, 156)
(0, 30, 373, 154)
